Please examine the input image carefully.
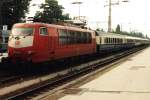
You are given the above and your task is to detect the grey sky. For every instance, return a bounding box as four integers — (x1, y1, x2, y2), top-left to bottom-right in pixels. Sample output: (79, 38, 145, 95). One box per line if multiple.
(29, 0, 150, 36)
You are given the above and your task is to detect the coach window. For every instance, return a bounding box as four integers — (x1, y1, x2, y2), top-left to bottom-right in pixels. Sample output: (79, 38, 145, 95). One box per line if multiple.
(104, 38, 106, 43)
(110, 38, 112, 44)
(112, 38, 114, 44)
(111, 38, 113, 44)
(109, 38, 111, 44)
(108, 38, 110, 44)
(118, 39, 120, 44)
(121, 39, 123, 43)
(113, 38, 115, 44)
(105, 38, 108, 44)
(114, 38, 116, 44)
(119, 39, 121, 44)
(40, 27, 48, 35)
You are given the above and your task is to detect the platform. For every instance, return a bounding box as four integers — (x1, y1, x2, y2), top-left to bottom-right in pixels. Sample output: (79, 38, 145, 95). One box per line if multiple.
(59, 47, 150, 100)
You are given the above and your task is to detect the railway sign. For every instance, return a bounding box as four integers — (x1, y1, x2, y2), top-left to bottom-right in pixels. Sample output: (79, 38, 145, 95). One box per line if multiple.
(3, 25, 7, 31)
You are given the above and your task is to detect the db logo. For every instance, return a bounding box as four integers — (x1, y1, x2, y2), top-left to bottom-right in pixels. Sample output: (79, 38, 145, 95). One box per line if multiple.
(15, 41, 20, 45)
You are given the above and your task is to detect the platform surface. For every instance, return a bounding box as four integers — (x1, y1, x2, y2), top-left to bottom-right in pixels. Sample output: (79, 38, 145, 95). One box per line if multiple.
(59, 47, 150, 100)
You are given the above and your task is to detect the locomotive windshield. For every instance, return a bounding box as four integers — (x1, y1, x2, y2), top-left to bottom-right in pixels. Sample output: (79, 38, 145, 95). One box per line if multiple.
(12, 27, 34, 36)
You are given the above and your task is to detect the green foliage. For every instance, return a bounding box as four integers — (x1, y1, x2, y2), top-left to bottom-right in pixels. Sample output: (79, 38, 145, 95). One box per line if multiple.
(113, 24, 149, 38)
(34, 0, 70, 23)
(96, 28, 105, 32)
(115, 24, 121, 34)
(1, 0, 31, 29)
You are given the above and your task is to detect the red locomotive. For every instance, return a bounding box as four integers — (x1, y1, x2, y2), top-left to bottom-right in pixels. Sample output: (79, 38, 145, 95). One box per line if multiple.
(8, 23, 96, 63)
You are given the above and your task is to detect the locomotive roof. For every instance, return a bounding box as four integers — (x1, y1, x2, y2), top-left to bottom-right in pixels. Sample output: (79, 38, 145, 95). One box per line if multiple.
(13, 22, 94, 33)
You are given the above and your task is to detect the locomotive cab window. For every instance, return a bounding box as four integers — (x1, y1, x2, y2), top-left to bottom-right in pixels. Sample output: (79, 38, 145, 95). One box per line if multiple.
(12, 27, 34, 36)
(40, 27, 48, 35)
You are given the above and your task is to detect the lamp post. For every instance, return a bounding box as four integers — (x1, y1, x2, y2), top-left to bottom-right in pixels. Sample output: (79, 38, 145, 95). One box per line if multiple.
(106, 0, 129, 32)
(108, 0, 112, 32)
(72, 1, 83, 20)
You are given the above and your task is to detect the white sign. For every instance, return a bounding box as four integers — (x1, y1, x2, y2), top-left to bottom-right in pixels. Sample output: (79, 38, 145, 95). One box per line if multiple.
(3, 25, 8, 31)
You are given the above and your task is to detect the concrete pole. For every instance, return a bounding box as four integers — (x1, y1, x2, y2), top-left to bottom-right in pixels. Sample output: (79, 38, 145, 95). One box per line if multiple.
(72, 1, 82, 20)
(108, 0, 112, 32)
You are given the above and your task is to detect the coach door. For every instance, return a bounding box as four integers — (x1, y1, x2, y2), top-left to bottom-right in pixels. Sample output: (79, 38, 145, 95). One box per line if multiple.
(38, 27, 50, 61)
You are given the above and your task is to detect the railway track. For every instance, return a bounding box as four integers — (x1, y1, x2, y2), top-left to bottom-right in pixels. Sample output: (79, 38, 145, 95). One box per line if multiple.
(0, 70, 25, 87)
(0, 75, 22, 85)
(0, 45, 147, 99)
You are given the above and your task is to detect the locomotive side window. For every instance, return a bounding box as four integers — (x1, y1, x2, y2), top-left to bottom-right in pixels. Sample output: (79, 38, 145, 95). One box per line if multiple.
(67, 31, 72, 44)
(58, 29, 92, 45)
(81, 32, 85, 43)
(40, 27, 48, 35)
(87, 32, 92, 43)
(82, 32, 87, 43)
(58, 29, 68, 45)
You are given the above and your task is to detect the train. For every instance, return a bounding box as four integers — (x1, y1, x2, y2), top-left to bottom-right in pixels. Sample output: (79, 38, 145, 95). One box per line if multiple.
(4, 22, 149, 64)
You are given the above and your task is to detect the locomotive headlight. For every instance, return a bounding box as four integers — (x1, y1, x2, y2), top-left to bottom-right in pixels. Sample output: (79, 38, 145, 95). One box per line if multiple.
(27, 51, 33, 55)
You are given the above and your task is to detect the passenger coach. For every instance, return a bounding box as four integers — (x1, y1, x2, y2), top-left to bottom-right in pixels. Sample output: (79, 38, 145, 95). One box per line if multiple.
(96, 32, 149, 53)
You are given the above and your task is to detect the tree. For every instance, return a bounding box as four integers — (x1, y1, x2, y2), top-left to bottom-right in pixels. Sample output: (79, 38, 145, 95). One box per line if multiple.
(115, 24, 121, 34)
(34, 0, 70, 23)
(145, 34, 148, 39)
(96, 28, 105, 32)
(113, 24, 148, 38)
(1, 0, 31, 29)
